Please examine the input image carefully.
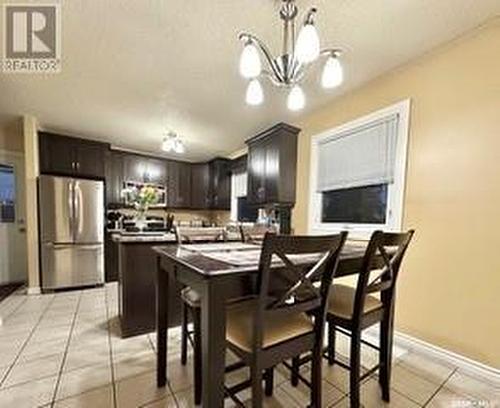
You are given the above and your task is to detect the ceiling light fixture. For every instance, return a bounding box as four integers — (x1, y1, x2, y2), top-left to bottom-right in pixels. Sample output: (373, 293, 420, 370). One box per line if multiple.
(238, 0, 343, 111)
(162, 132, 185, 154)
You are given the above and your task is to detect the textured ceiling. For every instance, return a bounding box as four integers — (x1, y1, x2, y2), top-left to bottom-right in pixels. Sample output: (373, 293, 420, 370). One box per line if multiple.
(0, 0, 499, 161)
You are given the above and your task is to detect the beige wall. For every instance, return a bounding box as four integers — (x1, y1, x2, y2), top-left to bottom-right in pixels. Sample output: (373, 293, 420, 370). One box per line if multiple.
(293, 19, 500, 368)
(0, 119, 24, 152)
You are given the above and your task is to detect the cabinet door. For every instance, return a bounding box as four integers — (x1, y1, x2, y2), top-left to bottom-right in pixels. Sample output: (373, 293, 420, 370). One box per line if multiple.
(105, 151, 124, 207)
(190, 163, 210, 209)
(210, 159, 231, 210)
(247, 140, 267, 205)
(39, 132, 76, 176)
(146, 158, 166, 185)
(166, 161, 191, 208)
(264, 138, 280, 203)
(123, 154, 146, 182)
(75, 142, 106, 179)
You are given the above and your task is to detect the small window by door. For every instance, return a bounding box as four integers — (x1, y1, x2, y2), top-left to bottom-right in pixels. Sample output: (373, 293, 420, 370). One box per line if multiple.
(0, 164, 16, 223)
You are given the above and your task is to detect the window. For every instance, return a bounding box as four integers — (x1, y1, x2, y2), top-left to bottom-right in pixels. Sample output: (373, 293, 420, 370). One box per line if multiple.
(0, 164, 16, 223)
(309, 100, 410, 237)
(237, 196, 258, 222)
(322, 184, 388, 224)
(230, 171, 248, 221)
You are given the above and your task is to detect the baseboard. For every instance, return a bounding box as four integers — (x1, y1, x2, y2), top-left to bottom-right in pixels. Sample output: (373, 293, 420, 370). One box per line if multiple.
(27, 286, 41, 295)
(394, 331, 500, 383)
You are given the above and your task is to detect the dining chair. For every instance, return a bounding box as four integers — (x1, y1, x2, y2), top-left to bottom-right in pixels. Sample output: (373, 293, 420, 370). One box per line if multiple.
(176, 226, 227, 404)
(239, 224, 278, 244)
(290, 230, 414, 407)
(224, 231, 348, 408)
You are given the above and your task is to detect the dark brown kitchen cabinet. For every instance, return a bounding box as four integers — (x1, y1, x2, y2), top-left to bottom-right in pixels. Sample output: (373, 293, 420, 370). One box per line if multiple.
(39, 132, 108, 179)
(190, 163, 210, 209)
(123, 154, 166, 185)
(105, 150, 125, 207)
(246, 123, 300, 206)
(208, 158, 231, 210)
(166, 160, 191, 208)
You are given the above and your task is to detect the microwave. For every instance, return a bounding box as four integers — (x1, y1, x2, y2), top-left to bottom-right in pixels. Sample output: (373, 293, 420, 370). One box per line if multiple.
(122, 180, 167, 208)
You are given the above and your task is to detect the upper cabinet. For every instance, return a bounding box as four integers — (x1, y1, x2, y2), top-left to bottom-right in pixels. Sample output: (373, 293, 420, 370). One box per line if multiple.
(166, 160, 192, 209)
(246, 123, 300, 206)
(123, 154, 166, 185)
(208, 158, 231, 210)
(190, 163, 210, 210)
(40, 132, 233, 211)
(105, 150, 125, 207)
(39, 132, 108, 179)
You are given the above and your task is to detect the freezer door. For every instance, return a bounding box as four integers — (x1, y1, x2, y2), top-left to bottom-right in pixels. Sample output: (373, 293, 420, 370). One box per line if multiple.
(39, 175, 74, 243)
(73, 179, 104, 243)
(41, 243, 104, 289)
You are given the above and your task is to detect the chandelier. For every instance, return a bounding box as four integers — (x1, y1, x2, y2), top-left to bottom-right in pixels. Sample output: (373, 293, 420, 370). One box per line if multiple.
(238, 0, 343, 111)
(162, 131, 185, 154)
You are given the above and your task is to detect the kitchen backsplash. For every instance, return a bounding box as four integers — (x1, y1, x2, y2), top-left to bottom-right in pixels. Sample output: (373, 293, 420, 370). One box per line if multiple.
(111, 208, 231, 226)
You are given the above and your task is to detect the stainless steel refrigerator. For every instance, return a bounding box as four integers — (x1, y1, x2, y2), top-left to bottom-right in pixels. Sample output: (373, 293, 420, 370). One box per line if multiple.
(39, 175, 105, 290)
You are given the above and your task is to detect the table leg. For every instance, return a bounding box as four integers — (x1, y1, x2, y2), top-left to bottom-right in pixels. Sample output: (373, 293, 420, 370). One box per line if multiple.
(156, 256, 169, 387)
(201, 280, 226, 407)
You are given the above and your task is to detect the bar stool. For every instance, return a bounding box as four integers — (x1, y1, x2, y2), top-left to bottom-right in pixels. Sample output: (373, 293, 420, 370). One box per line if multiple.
(291, 230, 414, 407)
(224, 232, 347, 407)
(176, 226, 226, 405)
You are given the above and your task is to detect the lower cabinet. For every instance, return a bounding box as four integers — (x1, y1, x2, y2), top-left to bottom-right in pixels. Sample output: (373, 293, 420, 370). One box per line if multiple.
(117, 242, 182, 338)
(105, 232, 119, 282)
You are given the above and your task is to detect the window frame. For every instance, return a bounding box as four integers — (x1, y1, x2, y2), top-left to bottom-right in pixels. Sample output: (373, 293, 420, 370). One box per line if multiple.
(308, 99, 411, 238)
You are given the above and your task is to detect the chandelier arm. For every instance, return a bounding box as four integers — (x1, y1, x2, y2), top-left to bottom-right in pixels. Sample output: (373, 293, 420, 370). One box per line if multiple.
(239, 32, 285, 82)
(259, 70, 286, 87)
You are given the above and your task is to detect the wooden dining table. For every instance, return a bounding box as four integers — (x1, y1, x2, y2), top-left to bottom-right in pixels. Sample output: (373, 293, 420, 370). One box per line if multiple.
(153, 240, 378, 407)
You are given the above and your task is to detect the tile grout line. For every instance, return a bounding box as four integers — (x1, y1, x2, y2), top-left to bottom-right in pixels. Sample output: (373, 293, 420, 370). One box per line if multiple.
(104, 285, 118, 408)
(0, 294, 56, 387)
(49, 291, 83, 407)
(421, 367, 458, 407)
(0, 292, 29, 324)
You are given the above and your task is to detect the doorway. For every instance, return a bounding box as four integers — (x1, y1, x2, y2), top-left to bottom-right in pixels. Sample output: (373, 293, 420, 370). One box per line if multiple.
(0, 151, 27, 289)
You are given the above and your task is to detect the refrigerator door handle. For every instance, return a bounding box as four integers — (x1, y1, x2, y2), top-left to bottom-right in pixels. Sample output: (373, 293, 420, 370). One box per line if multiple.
(68, 180, 74, 238)
(74, 181, 84, 236)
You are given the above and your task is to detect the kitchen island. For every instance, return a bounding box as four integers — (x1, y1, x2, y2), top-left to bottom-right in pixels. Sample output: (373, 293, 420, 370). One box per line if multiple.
(112, 233, 182, 338)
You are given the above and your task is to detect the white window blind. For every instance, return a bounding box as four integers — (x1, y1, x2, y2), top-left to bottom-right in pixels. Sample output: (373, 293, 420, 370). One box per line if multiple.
(317, 114, 399, 192)
(232, 171, 247, 197)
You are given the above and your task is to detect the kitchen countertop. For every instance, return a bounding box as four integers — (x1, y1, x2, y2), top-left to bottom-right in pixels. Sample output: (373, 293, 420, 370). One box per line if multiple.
(111, 232, 177, 243)
(110, 230, 243, 243)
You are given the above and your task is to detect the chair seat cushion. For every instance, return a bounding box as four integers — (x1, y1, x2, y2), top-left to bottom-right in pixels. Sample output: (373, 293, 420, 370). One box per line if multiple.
(328, 284, 382, 320)
(181, 287, 201, 307)
(226, 302, 314, 352)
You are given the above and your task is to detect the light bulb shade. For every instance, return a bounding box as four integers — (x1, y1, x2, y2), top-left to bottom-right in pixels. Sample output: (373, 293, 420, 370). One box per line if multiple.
(295, 23, 320, 64)
(322, 56, 343, 88)
(162, 138, 175, 152)
(174, 139, 185, 154)
(246, 79, 264, 106)
(287, 85, 305, 111)
(239, 42, 262, 79)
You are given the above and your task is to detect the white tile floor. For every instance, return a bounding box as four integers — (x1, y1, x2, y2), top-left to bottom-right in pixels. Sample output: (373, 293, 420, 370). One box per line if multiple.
(0, 284, 498, 407)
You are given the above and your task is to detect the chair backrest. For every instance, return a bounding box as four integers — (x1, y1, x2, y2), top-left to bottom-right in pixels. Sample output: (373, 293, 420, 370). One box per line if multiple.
(351, 230, 415, 322)
(240, 224, 278, 244)
(175, 226, 226, 244)
(252, 232, 348, 350)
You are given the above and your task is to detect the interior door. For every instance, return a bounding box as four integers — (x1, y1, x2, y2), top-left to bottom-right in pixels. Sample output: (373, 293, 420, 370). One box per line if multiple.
(73, 179, 104, 243)
(0, 152, 27, 285)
